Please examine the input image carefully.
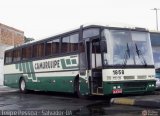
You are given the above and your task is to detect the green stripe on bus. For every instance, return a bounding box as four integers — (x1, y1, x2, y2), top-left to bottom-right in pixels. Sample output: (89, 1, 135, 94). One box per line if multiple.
(66, 59, 71, 65)
(29, 62, 36, 81)
(61, 59, 78, 69)
(19, 63, 22, 71)
(26, 62, 31, 77)
(15, 64, 18, 69)
(71, 59, 77, 64)
(22, 63, 26, 73)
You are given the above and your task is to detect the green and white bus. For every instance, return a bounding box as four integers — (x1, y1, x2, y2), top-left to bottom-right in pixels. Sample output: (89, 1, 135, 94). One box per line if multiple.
(4, 25, 156, 97)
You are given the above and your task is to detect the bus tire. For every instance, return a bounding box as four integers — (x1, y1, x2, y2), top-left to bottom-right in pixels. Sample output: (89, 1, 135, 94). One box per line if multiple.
(19, 78, 28, 94)
(74, 77, 87, 99)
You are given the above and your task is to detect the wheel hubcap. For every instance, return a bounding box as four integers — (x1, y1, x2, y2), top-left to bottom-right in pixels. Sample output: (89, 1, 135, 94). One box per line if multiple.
(21, 80, 25, 91)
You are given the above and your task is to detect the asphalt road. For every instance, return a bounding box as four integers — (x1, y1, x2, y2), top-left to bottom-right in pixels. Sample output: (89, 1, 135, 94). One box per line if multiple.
(0, 90, 160, 116)
(0, 87, 160, 116)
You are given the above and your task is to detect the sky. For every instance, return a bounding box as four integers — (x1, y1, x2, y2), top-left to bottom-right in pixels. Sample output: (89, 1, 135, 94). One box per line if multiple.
(0, 0, 160, 40)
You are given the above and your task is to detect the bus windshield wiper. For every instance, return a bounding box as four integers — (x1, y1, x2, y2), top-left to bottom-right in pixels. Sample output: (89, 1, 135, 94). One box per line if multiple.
(123, 43, 130, 66)
(135, 43, 147, 66)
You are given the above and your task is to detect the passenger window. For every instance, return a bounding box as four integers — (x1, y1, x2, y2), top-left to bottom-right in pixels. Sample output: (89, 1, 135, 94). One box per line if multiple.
(33, 43, 44, 58)
(46, 41, 52, 56)
(52, 39, 60, 54)
(62, 36, 70, 53)
(13, 49, 21, 62)
(46, 39, 60, 56)
(70, 34, 79, 52)
(61, 33, 79, 53)
(22, 46, 32, 60)
(5, 51, 12, 64)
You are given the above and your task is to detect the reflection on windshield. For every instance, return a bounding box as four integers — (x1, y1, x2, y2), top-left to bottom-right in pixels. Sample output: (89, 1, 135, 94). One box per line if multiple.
(135, 43, 147, 66)
(102, 29, 154, 66)
(123, 43, 130, 66)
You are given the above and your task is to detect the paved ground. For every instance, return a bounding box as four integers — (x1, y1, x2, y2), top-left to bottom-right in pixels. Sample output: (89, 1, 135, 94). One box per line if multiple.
(0, 86, 160, 116)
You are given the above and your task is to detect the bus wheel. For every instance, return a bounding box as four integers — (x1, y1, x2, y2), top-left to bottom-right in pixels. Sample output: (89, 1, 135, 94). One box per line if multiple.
(19, 78, 28, 94)
(74, 77, 87, 99)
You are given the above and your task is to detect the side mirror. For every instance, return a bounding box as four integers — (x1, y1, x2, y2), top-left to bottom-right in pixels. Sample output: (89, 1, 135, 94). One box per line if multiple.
(100, 40, 107, 53)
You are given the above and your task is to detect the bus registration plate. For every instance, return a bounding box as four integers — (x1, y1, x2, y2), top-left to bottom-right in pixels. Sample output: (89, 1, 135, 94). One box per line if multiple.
(112, 89, 122, 94)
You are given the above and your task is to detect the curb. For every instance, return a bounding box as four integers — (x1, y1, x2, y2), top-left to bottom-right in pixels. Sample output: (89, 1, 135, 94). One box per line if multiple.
(111, 98, 135, 105)
(111, 98, 160, 108)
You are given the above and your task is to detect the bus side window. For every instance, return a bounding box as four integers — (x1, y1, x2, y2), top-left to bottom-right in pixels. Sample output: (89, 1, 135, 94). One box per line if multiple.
(22, 46, 32, 60)
(33, 43, 45, 58)
(46, 38, 60, 56)
(5, 51, 12, 64)
(62, 36, 70, 53)
(70, 33, 79, 52)
(52, 39, 60, 54)
(61, 33, 79, 53)
(46, 40, 52, 56)
(13, 49, 21, 62)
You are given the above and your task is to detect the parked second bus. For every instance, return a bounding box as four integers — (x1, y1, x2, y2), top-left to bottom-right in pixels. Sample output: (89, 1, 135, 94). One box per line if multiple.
(150, 31, 160, 89)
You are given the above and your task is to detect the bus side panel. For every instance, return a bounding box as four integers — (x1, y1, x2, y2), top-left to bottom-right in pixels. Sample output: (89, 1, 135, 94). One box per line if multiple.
(4, 74, 21, 88)
(4, 55, 79, 93)
(79, 77, 90, 95)
(103, 82, 118, 95)
(26, 75, 77, 93)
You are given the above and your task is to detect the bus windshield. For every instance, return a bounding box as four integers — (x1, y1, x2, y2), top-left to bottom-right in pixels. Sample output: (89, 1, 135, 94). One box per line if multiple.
(102, 29, 154, 66)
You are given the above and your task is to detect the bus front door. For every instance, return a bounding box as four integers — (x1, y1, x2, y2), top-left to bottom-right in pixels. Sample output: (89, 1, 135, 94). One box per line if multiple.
(89, 39, 103, 95)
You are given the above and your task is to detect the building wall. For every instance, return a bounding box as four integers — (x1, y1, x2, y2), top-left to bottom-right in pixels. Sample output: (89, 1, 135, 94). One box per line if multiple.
(0, 23, 24, 46)
(0, 23, 24, 85)
(0, 58, 4, 85)
(0, 44, 10, 85)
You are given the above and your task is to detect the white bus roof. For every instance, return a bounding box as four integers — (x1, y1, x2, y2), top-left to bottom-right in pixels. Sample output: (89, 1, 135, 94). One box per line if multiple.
(6, 23, 148, 50)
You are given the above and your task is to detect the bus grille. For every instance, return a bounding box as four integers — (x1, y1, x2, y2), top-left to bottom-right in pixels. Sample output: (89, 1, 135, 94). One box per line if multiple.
(123, 82, 147, 92)
(137, 76, 147, 79)
(124, 76, 135, 80)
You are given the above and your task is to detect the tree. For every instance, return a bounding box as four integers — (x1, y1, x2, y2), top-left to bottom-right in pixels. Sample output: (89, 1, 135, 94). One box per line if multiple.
(24, 36, 34, 43)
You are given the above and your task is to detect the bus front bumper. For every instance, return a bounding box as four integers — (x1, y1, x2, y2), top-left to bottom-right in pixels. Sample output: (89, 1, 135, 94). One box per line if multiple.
(103, 80, 156, 95)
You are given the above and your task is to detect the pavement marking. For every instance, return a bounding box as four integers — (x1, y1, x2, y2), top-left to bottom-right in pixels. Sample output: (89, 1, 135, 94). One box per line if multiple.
(111, 98, 135, 105)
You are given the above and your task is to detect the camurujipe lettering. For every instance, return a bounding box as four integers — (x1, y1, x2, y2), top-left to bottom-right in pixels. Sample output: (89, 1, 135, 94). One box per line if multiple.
(35, 60, 60, 70)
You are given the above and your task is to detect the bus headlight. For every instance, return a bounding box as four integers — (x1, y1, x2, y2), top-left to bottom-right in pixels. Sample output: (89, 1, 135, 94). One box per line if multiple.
(117, 86, 121, 89)
(148, 84, 154, 87)
(113, 86, 116, 89)
(113, 85, 121, 89)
